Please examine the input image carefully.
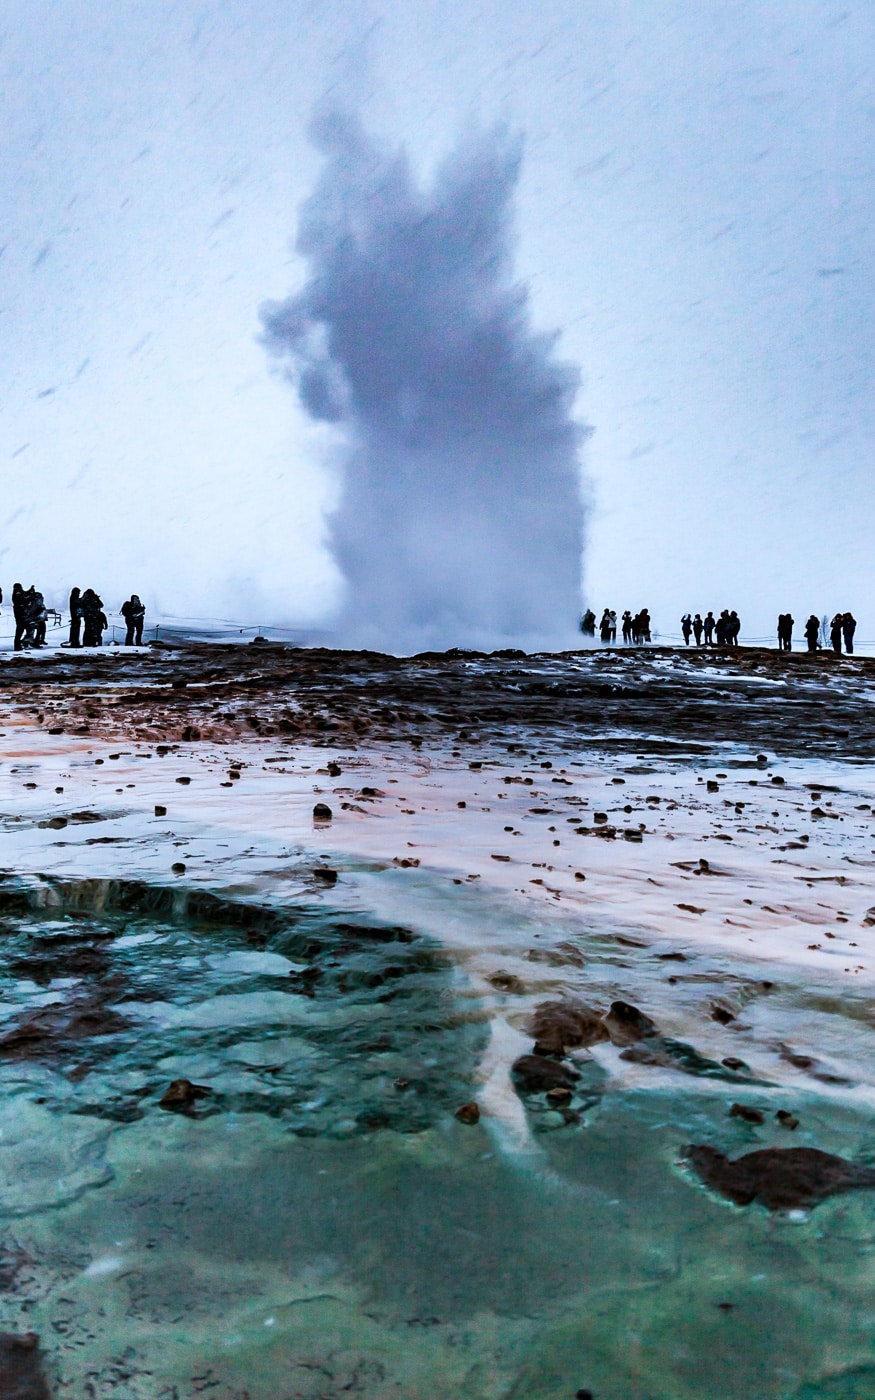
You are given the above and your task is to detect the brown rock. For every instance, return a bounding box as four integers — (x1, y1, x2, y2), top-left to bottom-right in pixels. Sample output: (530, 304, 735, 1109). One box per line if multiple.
(511, 1054, 580, 1094)
(488, 971, 526, 994)
(455, 1101, 480, 1124)
(527, 999, 608, 1055)
(729, 1103, 765, 1125)
(313, 803, 333, 820)
(0, 1332, 50, 1399)
(603, 1000, 658, 1046)
(684, 1144, 875, 1211)
(159, 1079, 211, 1111)
(546, 1085, 572, 1104)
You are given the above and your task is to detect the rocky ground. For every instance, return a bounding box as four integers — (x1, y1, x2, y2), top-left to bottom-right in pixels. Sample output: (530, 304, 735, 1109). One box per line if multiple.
(2, 640, 874, 759)
(0, 642, 874, 1398)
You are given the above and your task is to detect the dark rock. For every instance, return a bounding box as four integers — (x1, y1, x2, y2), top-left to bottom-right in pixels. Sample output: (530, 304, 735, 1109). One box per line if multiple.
(511, 1054, 580, 1094)
(684, 1144, 875, 1211)
(313, 803, 333, 820)
(454, 1101, 480, 1124)
(313, 868, 338, 885)
(159, 1079, 211, 1111)
(327, 761, 342, 776)
(488, 971, 526, 994)
(729, 1103, 765, 1124)
(175, 775, 191, 785)
(780, 1047, 852, 1085)
(776, 1109, 800, 1130)
(154, 805, 167, 816)
(621, 1035, 759, 1083)
(0, 995, 129, 1060)
(527, 999, 608, 1055)
(603, 1001, 658, 1046)
(171, 862, 186, 874)
(722, 1057, 748, 1072)
(546, 1085, 572, 1104)
(0, 1332, 51, 1399)
(711, 1005, 736, 1025)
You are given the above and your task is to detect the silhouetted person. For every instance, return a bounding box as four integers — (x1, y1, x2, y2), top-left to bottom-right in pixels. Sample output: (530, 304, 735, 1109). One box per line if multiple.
(830, 613, 843, 655)
(600, 608, 612, 643)
(715, 611, 728, 646)
(621, 610, 633, 643)
(703, 611, 715, 645)
(681, 613, 692, 645)
(121, 594, 145, 645)
(804, 615, 820, 652)
(81, 589, 108, 647)
(31, 592, 48, 647)
(729, 610, 740, 647)
(68, 588, 82, 648)
(11, 583, 25, 651)
(842, 611, 856, 655)
(777, 613, 793, 652)
(693, 613, 703, 645)
(580, 609, 596, 638)
(15, 586, 43, 648)
(639, 608, 652, 643)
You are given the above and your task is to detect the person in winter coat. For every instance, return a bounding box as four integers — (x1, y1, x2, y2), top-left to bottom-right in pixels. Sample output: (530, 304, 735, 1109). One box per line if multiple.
(830, 613, 844, 655)
(68, 587, 82, 648)
(121, 595, 146, 646)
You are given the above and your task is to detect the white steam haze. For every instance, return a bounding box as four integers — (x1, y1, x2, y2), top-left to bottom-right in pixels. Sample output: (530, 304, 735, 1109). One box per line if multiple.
(260, 115, 587, 651)
(2, 1, 875, 646)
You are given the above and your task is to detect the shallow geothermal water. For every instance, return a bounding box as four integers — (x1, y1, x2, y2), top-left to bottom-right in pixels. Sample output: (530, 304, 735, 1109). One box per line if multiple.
(0, 690, 875, 1395)
(1, 874, 875, 1398)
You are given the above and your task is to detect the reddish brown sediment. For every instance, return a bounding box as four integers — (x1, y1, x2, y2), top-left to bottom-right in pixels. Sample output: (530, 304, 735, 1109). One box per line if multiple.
(0, 642, 874, 757)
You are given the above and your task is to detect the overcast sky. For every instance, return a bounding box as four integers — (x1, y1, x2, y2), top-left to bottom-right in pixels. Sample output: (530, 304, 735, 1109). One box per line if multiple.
(2, 1, 873, 642)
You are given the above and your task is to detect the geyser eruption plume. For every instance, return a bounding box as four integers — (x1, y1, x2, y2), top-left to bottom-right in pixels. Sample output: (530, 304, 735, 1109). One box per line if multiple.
(261, 113, 588, 652)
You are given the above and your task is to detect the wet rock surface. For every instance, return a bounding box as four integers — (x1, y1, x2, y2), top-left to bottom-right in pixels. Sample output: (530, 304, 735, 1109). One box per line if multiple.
(0, 1333, 50, 1400)
(0, 877, 486, 1138)
(1, 642, 874, 759)
(684, 1145, 875, 1211)
(527, 999, 609, 1055)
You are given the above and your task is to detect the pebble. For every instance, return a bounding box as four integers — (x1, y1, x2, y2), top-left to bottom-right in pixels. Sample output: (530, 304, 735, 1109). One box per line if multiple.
(455, 1102, 480, 1125)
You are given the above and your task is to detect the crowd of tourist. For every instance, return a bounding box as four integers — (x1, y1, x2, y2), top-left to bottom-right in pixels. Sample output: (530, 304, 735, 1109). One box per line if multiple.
(582, 607, 860, 654)
(2, 585, 147, 650)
